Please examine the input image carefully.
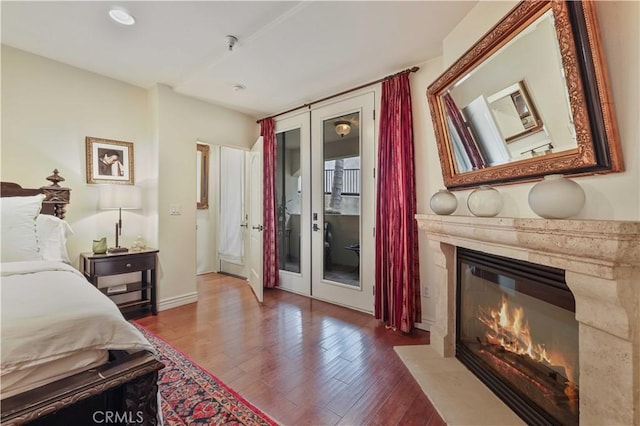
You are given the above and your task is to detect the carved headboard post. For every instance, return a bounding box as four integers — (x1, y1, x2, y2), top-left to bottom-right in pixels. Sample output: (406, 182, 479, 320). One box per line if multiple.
(40, 170, 71, 219)
(1, 170, 71, 219)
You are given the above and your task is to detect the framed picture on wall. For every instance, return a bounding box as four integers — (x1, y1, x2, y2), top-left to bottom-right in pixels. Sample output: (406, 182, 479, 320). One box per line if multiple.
(85, 137, 134, 185)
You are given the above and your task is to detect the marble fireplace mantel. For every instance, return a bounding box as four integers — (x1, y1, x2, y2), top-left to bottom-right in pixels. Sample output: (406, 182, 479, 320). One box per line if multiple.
(415, 214, 640, 425)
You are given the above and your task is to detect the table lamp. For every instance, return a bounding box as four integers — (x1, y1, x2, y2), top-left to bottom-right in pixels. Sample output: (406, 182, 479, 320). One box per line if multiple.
(99, 185, 142, 253)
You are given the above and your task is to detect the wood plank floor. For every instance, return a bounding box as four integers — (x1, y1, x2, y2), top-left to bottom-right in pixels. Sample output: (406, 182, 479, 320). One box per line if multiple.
(136, 273, 445, 426)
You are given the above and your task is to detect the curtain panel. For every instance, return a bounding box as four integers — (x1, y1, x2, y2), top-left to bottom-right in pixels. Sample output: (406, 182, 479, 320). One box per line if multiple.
(374, 72, 421, 333)
(261, 118, 280, 288)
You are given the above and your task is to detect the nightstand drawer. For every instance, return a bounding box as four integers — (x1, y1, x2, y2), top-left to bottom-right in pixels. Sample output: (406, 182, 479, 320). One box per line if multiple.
(93, 255, 155, 276)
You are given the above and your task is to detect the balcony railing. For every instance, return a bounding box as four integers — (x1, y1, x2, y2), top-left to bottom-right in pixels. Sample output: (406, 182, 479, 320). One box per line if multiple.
(324, 168, 360, 195)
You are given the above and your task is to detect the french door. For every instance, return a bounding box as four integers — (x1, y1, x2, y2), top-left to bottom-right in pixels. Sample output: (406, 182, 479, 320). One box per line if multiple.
(274, 92, 375, 312)
(310, 92, 375, 312)
(274, 113, 311, 295)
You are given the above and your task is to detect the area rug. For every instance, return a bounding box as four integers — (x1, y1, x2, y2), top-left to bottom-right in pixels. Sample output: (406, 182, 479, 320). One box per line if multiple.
(133, 323, 278, 426)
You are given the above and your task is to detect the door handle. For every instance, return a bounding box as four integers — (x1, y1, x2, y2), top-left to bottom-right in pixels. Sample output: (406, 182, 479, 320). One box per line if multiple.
(252, 225, 264, 231)
(240, 223, 248, 228)
(312, 223, 319, 232)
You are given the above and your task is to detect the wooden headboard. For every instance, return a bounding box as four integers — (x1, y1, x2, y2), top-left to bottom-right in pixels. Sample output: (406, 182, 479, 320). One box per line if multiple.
(1, 169, 71, 219)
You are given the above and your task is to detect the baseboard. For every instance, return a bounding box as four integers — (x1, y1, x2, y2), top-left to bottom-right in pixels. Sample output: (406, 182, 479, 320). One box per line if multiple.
(218, 271, 247, 280)
(415, 318, 435, 332)
(158, 292, 198, 312)
(219, 261, 247, 278)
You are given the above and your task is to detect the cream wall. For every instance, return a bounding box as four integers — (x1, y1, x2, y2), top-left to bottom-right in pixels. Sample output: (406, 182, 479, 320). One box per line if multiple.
(413, 1, 640, 328)
(150, 84, 257, 306)
(1, 46, 258, 310)
(1, 45, 154, 264)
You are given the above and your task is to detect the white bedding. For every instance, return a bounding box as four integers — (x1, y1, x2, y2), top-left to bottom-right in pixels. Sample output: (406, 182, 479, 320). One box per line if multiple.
(1, 261, 154, 394)
(1, 349, 107, 398)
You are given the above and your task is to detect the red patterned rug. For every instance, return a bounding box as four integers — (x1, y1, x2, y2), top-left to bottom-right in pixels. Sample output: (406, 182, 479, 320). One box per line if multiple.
(133, 323, 278, 426)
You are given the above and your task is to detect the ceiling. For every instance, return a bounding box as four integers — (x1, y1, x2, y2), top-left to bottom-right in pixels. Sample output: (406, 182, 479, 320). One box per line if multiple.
(1, 1, 476, 118)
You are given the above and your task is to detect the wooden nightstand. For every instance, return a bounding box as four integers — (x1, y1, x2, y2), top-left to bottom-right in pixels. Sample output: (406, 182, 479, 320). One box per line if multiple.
(80, 249, 158, 319)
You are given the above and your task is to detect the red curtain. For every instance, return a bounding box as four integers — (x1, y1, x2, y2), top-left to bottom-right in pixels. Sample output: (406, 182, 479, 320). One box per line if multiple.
(261, 118, 279, 288)
(374, 72, 421, 333)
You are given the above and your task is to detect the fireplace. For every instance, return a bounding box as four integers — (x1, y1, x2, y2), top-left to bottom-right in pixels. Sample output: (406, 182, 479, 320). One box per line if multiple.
(456, 248, 579, 425)
(415, 214, 640, 425)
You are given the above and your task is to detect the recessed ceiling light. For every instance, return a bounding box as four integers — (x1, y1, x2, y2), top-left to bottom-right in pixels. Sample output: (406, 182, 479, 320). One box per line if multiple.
(109, 7, 135, 26)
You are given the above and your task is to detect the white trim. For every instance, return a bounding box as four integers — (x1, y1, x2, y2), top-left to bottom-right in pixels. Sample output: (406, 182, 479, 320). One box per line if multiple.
(196, 139, 249, 152)
(310, 86, 378, 112)
(219, 260, 247, 278)
(158, 292, 198, 311)
(414, 318, 435, 332)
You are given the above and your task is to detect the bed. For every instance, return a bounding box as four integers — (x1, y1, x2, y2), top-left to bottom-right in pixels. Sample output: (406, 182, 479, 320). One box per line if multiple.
(1, 171, 164, 425)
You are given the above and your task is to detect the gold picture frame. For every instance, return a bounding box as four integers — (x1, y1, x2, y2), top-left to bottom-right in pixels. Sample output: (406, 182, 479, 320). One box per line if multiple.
(197, 143, 210, 209)
(85, 137, 134, 185)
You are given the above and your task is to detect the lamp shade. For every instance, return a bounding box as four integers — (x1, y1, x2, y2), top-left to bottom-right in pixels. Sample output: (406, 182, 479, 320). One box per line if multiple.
(99, 185, 142, 210)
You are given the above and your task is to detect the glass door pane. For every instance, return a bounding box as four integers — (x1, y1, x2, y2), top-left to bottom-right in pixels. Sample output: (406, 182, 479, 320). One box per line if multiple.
(322, 113, 360, 286)
(276, 128, 301, 273)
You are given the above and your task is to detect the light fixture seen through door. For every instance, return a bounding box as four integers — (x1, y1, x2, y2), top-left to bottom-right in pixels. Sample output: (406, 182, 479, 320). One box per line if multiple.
(334, 121, 351, 138)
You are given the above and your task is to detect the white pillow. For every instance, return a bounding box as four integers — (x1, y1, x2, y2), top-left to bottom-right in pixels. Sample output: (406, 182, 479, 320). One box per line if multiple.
(1, 194, 45, 262)
(36, 214, 73, 263)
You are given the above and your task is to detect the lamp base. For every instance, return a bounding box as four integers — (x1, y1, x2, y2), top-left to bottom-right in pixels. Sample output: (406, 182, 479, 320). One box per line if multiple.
(108, 246, 129, 254)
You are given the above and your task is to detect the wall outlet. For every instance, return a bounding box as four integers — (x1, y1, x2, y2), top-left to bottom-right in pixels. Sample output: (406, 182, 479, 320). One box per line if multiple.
(169, 204, 182, 215)
(422, 285, 430, 298)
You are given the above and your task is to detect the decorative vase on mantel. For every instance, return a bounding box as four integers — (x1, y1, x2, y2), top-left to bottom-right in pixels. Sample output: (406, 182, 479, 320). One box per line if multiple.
(429, 189, 458, 215)
(528, 174, 585, 219)
(467, 185, 503, 217)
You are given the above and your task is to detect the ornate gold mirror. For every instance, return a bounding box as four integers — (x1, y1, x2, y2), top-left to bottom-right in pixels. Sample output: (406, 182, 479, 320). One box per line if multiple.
(427, 0, 623, 190)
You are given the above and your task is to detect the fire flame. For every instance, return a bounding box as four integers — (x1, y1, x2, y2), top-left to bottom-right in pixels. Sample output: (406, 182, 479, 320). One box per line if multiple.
(478, 295, 578, 414)
(478, 295, 553, 364)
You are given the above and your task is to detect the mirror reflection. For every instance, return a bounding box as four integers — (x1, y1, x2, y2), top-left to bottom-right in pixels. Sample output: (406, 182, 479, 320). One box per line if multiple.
(428, 1, 623, 189)
(444, 9, 575, 173)
(487, 81, 542, 141)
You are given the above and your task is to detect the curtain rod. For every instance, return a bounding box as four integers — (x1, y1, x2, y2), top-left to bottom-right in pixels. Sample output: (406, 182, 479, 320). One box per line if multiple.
(256, 66, 420, 124)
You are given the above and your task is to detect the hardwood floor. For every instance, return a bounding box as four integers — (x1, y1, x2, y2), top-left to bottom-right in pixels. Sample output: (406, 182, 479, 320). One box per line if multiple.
(136, 273, 445, 426)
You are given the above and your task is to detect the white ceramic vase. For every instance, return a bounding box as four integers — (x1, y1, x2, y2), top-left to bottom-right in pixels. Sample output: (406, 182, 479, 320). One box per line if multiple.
(430, 189, 458, 215)
(528, 174, 585, 219)
(467, 185, 503, 217)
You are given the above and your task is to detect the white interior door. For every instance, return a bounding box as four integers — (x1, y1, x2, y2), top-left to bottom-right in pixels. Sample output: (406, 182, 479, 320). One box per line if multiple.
(247, 137, 264, 302)
(310, 92, 376, 312)
(274, 112, 311, 295)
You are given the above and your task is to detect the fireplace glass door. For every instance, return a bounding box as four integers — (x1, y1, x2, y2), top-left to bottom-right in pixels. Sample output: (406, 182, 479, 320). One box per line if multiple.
(456, 248, 579, 425)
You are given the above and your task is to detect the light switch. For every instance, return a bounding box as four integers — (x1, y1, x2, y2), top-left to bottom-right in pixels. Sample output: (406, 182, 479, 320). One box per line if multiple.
(169, 204, 181, 215)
